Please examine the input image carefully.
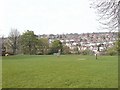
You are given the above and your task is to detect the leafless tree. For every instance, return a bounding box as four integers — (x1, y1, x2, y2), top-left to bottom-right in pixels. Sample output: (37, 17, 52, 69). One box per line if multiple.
(89, 0, 120, 56)
(90, 0, 120, 31)
(7, 29, 20, 54)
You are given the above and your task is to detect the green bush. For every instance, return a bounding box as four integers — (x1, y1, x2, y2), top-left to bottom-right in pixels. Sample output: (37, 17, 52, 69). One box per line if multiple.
(106, 47, 117, 56)
(80, 49, 93, 55)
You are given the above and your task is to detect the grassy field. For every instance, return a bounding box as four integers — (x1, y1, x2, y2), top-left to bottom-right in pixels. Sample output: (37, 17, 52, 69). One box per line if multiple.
(2, 55, 118, 88)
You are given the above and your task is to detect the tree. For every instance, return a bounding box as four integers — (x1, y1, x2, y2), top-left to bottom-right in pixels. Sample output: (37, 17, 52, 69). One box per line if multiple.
(7, 29, 20, 55)
(21, 30, 37, 55)
(107, 46, 117, 56)
(0, 37, 2, 56)
(81, 49, 92, 55)
(1, 36, 6, 56)
(113, 32, 120, 55)
(90, 0, 119, 31)
(36, 38, 49, 55)
(62, 45, 71, 54)
(118, 32, 120, 55)
(49, 40, 63, 54)
(90, 0, 120, 55)
(73, 47, 79, 54)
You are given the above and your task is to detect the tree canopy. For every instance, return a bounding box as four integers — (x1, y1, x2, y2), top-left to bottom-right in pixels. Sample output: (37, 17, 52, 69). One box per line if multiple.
(21, 30, 38, 55)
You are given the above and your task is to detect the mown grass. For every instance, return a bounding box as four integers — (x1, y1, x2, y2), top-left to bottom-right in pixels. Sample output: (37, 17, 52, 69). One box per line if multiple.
(2, 55, 118, 88)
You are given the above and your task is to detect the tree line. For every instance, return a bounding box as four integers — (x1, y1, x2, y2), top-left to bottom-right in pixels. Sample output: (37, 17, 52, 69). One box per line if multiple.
(1, 29, 119, 56)
(2, 29, 71, 56)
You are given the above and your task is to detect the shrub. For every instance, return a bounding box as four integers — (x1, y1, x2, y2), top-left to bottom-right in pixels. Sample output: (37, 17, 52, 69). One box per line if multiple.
(106, 47, 117, 56)
(80, 49, 93, 55)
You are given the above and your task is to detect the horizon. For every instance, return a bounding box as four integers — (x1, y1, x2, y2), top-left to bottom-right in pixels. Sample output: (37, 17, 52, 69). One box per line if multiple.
(1, 31, 118, 38)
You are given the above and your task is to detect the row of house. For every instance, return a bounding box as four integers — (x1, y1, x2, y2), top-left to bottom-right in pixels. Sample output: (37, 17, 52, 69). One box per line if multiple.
(0, 32, 118, 55)
(38, 32, 118, 52)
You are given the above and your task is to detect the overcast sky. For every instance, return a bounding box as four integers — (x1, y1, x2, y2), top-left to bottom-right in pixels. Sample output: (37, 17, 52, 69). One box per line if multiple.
(0, 0, 107, 37)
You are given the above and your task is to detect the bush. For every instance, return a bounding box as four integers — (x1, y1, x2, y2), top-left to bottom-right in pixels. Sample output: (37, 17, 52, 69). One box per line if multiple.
(6, 52, 14, 55)
(80, 49, 93, 55)
(2, 51, 6, 56)
(62, 46, 71, 54)
(36, 52, 43, 55)
(106, 47, 117, 56)
(2, 52, 14, 56)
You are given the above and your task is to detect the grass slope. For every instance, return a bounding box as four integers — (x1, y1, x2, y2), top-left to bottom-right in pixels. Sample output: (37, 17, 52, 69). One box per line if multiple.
(2, 55, 118, 88)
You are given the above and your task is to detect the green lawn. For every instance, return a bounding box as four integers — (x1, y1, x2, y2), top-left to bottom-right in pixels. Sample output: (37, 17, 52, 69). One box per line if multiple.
(2, 55, 118, 88)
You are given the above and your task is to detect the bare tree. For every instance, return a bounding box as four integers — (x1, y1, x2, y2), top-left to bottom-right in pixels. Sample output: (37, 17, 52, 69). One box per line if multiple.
(7, 29, 20, 55)
(90, 0, 120, 31)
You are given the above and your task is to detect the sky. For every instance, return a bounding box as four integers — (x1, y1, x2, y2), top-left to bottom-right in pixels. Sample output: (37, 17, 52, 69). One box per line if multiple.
(0, 0, 107, 37)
